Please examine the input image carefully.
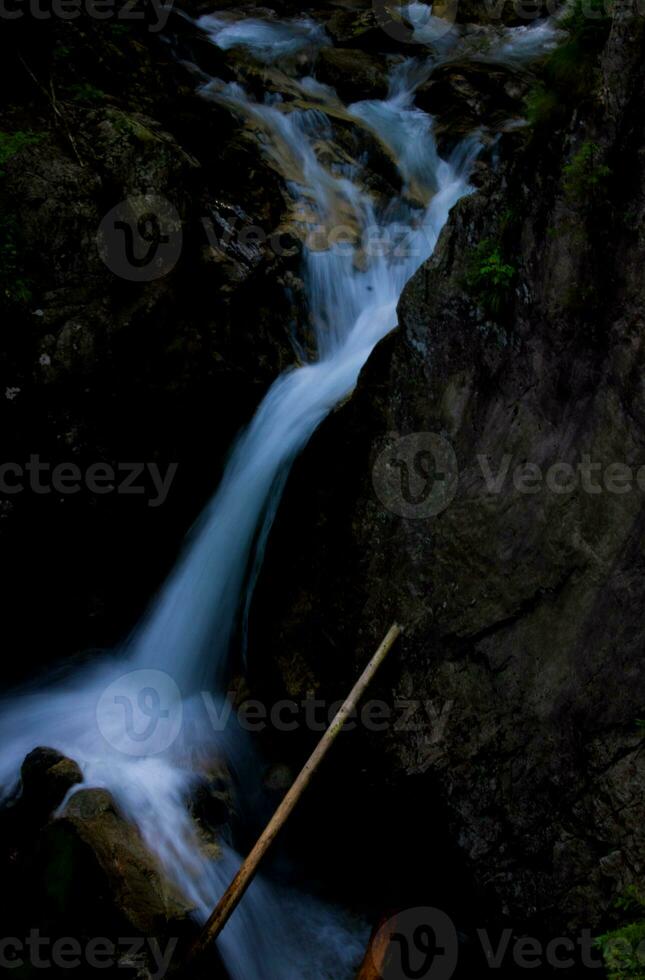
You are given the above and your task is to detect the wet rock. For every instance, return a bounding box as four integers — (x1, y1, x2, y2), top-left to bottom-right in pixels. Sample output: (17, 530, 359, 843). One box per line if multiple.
(416, 61, 529, 148)
(189, 760, 235, 837)
(0, 786, 231, 979)
(316, 47, 391, 103)
(42, 788, 197, 937)
(323, 6, 388, 51)
(20, 747, 84, 821)
(435, 0, 564, 27)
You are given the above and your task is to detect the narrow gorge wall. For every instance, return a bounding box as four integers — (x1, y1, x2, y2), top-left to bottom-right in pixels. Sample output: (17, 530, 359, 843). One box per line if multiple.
(250, 5, 645, 934)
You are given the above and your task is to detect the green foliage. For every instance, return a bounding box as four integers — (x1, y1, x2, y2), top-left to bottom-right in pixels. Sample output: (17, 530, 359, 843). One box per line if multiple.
(525, 0, 612, 126)
(68, 83, 107, 104)
(0, 133, 41, 305)
(596, 887, 645, 980)
(563, 141, 612, 203)
(615, 887, 645, 915)
(466, 238, 517, 317)
(561, 0, 613, 49)
(525, 84, 560, 127)
(597, 922, 645, 980)
(0, 130, 43, 176)
(0, 217, 32, 306)
(109, 23, 132, 38)
(53, 44, 73, 61)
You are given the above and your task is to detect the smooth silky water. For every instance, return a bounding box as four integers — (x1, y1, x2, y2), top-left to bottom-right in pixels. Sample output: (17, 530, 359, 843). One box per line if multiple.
(0, 8, 561, 978)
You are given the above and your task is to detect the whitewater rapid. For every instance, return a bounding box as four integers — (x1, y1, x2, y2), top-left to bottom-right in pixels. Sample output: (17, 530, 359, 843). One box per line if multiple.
(0, 8, 561, 978)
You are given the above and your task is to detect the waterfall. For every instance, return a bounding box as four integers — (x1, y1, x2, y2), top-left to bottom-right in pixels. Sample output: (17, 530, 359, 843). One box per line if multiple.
(0, 11, 560, 979)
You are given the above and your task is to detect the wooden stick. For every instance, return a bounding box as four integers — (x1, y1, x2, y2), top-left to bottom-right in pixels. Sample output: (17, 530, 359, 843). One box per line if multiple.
(191, 623, 402, 962)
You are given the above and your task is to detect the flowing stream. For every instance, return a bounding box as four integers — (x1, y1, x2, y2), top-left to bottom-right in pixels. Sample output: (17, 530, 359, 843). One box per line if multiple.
(0, 8, 561, 978)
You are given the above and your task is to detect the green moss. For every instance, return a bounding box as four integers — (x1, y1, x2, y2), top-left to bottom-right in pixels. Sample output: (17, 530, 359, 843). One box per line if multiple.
(0, 130, 43, 176)
(68, 82, 107, 105)
(596, 887, 645, 979)
(0, 131, 42, 305)
(53, 44, 74, 61)
(108, 23, 132, 38)
(525, 0, 612, 126)
(110, 111, 158, 143)
(563, 141, 612, 203)
(466, 238, 517, 317)
(561, 0, 613, 47)
(525, 84, 560, 127)
(0, 216, 32, 307)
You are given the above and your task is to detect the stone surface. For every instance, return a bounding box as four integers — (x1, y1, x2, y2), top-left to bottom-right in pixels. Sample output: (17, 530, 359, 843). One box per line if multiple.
(20, 747, 84, 820)
(316, 47, 391, 102)
(250, 4, 645, 935)
(44, 788, 195, 935)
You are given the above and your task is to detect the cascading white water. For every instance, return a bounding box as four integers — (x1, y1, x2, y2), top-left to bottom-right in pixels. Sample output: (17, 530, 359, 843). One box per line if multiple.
(0, 11, 562, 979)
(197, 12, 329, 62)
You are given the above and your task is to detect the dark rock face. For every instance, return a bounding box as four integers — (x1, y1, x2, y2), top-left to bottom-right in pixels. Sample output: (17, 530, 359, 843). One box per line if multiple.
(20, 747, 84, 822)
(250, 6, 645, 934)
(437, 0, 563, 26)
(0, 12, 301, 681)
(416, 61, 530, 150)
